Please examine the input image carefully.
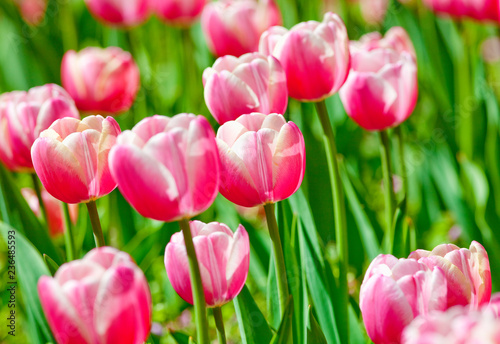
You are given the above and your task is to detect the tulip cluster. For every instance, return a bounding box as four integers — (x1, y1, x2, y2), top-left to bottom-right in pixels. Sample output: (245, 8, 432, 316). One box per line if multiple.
(423, 0, 500, 22)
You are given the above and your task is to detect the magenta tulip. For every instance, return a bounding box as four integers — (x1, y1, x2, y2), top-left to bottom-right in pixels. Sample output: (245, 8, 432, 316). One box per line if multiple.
(153, 0, 206, 25)
(84, 0, 150, 27)
(409, 241, 491, 309)
(165, 220, 249, 307)
(38, 247, 151, 344)
(339, 27, 418, 131)
(203, 52, 288, 124)
(423, 0, 499, 22)
(360, 255, 448, 344)
(216, 113, 305, 207)
(31, 115, 121, 204)
(61, 47, 140, 115)
(0, 84, 79, 172)
(109, 114, 220, 222)
(201, 0, 282, 57)
(259, 12, 350, 101)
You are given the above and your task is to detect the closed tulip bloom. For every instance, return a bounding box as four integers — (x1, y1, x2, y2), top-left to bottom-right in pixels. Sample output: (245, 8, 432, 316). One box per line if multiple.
(216, 113, 305, 207)
(360, 0, 389, 24)
(360, 255, 448, 344)
(38, 247, 151, 344)
(31, 116, 121, 204)
(201, 0, 282, 57)
(17, 0, 47, 26)
(109, 114, 219, 222)
(165, 220, 249, 307)
(0, 84, 79, 172)
(61, 47, 140, 115)
(409, 241, 491, 309)
(21, 188, 78, 237)
(203, 53, 288, 124)
(423, 0, 499, 22)
(339, 28, 417, 131)
(84, 0, 150, 27)
(153, 0, 206, 26)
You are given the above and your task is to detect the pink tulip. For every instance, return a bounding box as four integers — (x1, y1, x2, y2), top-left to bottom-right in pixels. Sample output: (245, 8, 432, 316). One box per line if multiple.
(360, 0, 389, 24)
(409, 241, 491, 309)
(259, 12, 349, 102)
(339, 27, 418, 131)
(352, 26, 416, 60)
(165, 220, 249, 307)
(0, 84, 79, 172)
(216, 113, 305, 207)
(17, 0, 47, 26)
(31, 115, 121, 204)
(84, 0, 150, 27)
(153, 0, 206, 26)
(109, 114, 220, 222)
(202, 53, 288, 124)
(360, 254, 448, 344)
(423, 0, 499, 22)
(38, 247, 151, 344)
(61, 47, 140, 115)
(21, 188, 78, 237)
(201, 0, 282, 57)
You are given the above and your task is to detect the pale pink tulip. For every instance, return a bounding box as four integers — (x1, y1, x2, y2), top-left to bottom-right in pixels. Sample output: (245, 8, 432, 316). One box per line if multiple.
(38, 247, 151, 344)
(61, 47, 140, 115)
(0, 84, 79, 172)
(31, 116, 121, 204)
(109, 114, 220, 222)
(360, 255, 448, 344)
(153, 0, 206, 25)
(165, 220, 249, 307)
(202, 52, 288, 124)
(21, 188, 78, 237)
(409, 241, 492, 309)
(423, 0, 499, 22)
(360, 0, 389, 24)
(84, 0, 150, 27)
(259, 12, 350, 102)
(339, 28, 417, 131)
(201, 0, 282, 57)
(216, 113, 305, 207)
(352, 26, 416, 60)
(17, 0, 47, 25)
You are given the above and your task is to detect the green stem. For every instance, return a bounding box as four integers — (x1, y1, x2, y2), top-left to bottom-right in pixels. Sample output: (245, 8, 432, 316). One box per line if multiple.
(379, 130, 396, 253)
(213, 307, 226, 344)
(63, 203, 75, 261)
(263, 203, 289, 318)
(85, 201, 105, 247)
(179, 218, 210, 344)
(31, 173, 48, 225)
(315, 100, 348, 344)
(59, 0, 78, 51)
(394, 126, 407, 204)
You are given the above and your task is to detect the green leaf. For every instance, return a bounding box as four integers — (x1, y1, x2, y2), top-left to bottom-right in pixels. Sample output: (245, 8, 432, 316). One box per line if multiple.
(169, 330, 192, 344)
(307, 306, 327, 344)
(392, 200, 410, 258)
(233, 285, 274, 344)
(270, 296, 294, 344)
(43, 254, 60, 276)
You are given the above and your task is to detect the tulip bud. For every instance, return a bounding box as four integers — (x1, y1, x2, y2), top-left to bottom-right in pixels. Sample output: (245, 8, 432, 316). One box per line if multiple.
(201, 0, 282, 57)
(38, 247, 152, 344)
(259, 12, 350, 101)
(31, 115, 121, 204)
(61, 47, 140, 115)
(165, 220, 250, 307)
(153, 0, 207, 26)
(109, 114, 220, 222)
(203, 52, 288, 124)
(0, 84, 80, 172)
(84, 0, 150, 27)
(360, 255, 448, 344)
(216, 113, 305, 207)
(17, 0, 47, 26)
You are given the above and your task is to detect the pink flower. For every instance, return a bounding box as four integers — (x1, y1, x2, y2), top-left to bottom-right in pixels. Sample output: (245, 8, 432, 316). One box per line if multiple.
(84, 0, 150, 27)
(165, 220, 249, 307)
(152, 0, 206, 26)
(360, 0, 389, 24)
(423, 0, 499, 22)
(201, 0, 282, 57)
(339, 27, 417, 131)
(17, 0, 47, 26)
(409, 241, 492, 309)
(0, 84, 80, 172)
(216, 113, 305, 207)
(202, 52, 288, 124)
(21, 188, 78, 238)
(38, 247, 152, 344)
(259, 12, 350, 101)
(31, 116, 121, 204)
(61, 47, 140, 115)
(360, 255, 448, 344)
(109, 114, 220, 222)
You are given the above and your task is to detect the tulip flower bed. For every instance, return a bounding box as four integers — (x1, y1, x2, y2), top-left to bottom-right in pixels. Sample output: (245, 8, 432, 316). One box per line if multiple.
(2, 0, 500, 344)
